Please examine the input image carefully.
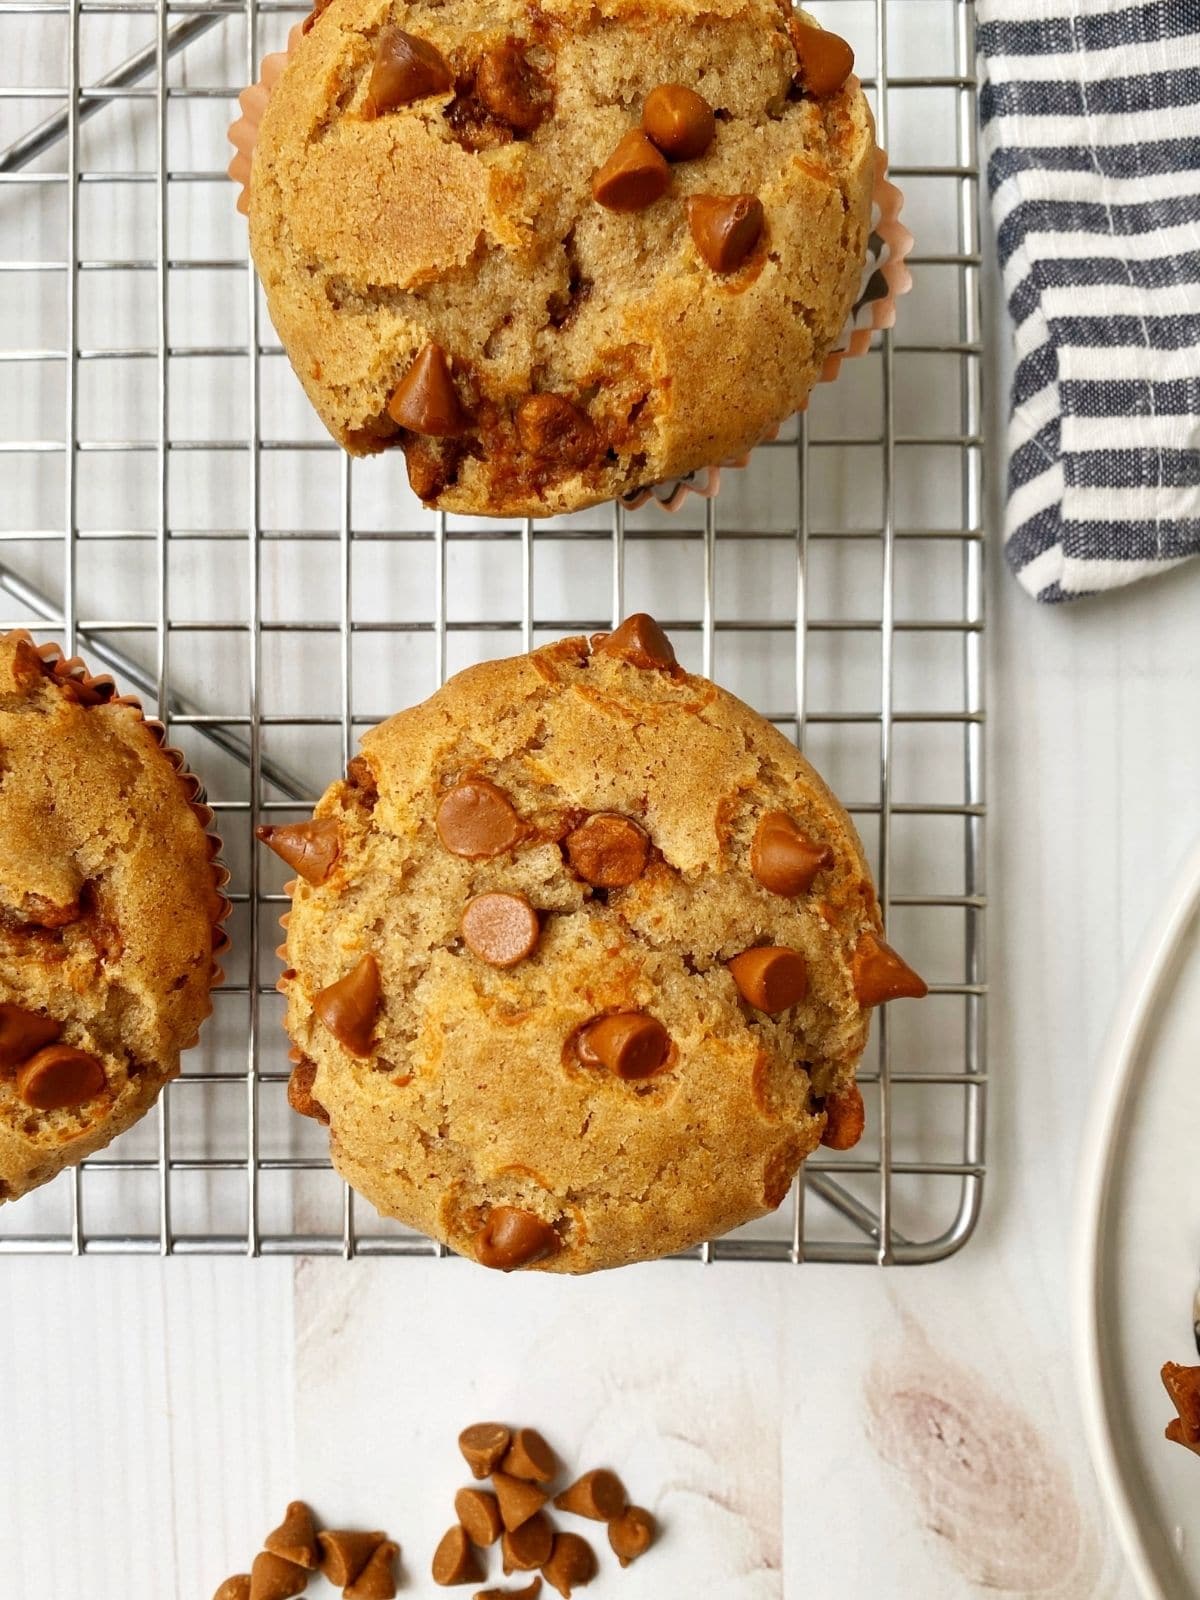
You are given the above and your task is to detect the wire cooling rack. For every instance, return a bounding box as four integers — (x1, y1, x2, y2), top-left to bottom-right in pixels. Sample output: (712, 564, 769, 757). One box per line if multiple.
(0, 0, 984, 1260)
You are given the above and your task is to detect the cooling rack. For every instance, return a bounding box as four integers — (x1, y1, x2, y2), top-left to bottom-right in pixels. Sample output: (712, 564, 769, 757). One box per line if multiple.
(0, 0, 985, 1261)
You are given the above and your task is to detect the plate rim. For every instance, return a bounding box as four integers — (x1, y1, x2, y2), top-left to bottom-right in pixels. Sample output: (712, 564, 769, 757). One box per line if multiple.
(1073, 837, 1200, 1600)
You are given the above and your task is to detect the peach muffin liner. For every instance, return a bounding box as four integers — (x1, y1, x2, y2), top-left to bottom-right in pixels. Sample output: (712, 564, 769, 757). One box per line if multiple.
(4, 631, 232, 1033)
(228, 47, 912, 515)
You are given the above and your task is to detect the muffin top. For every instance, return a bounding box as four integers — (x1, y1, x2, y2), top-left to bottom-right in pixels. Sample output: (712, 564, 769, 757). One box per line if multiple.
(248, 0, 874, 515)
(0, 634, 227, 1201)
(268, 618, 925, 1272)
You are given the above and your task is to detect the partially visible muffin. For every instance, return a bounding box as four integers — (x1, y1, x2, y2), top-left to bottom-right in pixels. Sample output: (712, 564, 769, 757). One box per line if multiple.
(246, 0, 874, 514)
(265, 616, 925, 1272)
(0, 634, 228, 1201)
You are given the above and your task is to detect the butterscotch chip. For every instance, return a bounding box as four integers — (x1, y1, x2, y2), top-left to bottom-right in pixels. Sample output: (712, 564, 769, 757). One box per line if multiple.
(591, 613, 676, 670)
(17, 1045, 105, 1111)
(577, 1013, 670, 1080)
(388, 343, 468, 437)
(477, 1581, 542, 1600)
(642, 83, 714, 160)
(592, 130, 670, 212)
(553, 1469, 625, 1522)
(540, 1532, 596, 1597)
(608, 1506, 655, 1567)
(0, 1002, 60, 1072)
(791, 20, 854, 97)
(249, 1550, 309, 1600)
(501, 1511, 553, 1571)
(563, 815, 649, 889)
(500, 1428, 557, 1484)
(462, 893, 540, 968)
(437, 778, 524, 859)
(493, 1472, 549, 1531)
(313, 954, 381, 1056)
(459, 1422, 512, 1479)
(317, 1530, 385, 1587)
(851, 933, 928, 1006)
(516, 395, 597, 467)
(212, 1579, 252, 1600)
(476, 42, 547, 132)
(287, 1059, 330, 1125)
(819, 1084, 865, 1151)
(432, 1525, 484, 1586)
(363, 26, 452, 116)
(265, 1501, 320, 1570)
(728, 947, 808, 1013)
(474, 1208, 560, 1271)
(687, 194, 764, 274)
(750, 811, 831, 897)
(345, 1540, 400, 1599)
(257, 820, 342, 885)
(455, 1487, 504, 1547)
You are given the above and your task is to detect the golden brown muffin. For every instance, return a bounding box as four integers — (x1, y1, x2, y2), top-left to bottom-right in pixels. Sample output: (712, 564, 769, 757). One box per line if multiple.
(0, 634, 228, 1202)
(247, 0, 874, 515)
(266, 617, 925, 1272)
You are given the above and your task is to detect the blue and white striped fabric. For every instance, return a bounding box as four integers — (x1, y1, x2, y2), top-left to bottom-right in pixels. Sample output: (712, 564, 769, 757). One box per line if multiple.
(977, 0, 1200, 602)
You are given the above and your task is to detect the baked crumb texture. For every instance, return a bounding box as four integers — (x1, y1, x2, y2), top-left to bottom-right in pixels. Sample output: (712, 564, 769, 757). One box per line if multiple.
(274, 621, 925, 1273)
(0, 633, 228, 1202)
(248, 0, 875, 515)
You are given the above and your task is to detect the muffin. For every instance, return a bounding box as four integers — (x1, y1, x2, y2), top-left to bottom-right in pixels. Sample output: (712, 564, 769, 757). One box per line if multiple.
(245, 0, 874, 515)
(263, 616, 925, 1272)
(0, 633, 229, 1202)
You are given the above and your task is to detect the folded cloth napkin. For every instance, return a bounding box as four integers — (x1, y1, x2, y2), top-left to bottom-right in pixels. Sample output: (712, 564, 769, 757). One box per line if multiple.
(977, 0, 1200, 602)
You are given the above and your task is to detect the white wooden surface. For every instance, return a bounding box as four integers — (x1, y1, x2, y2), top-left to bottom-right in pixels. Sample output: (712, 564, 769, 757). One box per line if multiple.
(4, 7, 1200, 1597)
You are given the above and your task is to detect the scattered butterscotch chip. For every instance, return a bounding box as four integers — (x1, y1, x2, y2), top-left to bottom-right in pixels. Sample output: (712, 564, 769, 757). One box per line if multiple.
(437, 778, 525, 859)
(642, 83, 715, 160)
(363, 26, 452, 116)
(501, 1510, 554, 1571)
(564, 814, 649, 889)
(687, 193, 764, 274)
(592, 130, 670, 212)
(577, 1013, 670, 1080)
(750, 811, 832, 897)
(516, 394, 597, 467)
(792, 23, 854, 97)
(249, 1549, 309, 1600)
(851, 933, 928, 1006)
(455, 1486, 504, 1547)
(257, 820, 342, 886)
(475, 1208, 560, 1271)
(500, 1428, 557, 1484)
(493, 1472, 550, 1531)
(317, 1530, 385, 1588)
(461, 892, 540, 968)
(591, 613, 677, 670)
(607, 1506, 655, 1568)
(728, 946, 808, 1013)
(16, 1045, 105, 1111)
(1162, 1362, 1200, 1452)
(553, 1469, 626, 1522)
(212, 1578, 251, 1600)
(264, 1501, 320, 1570)
(819, 1084, 865, 1151)
(388, 343, 468, 437)
(287, 1059, 330, 1125)
(432, 1525, 484, 1587)
(475, 42, 547, 133)
(476, 1581, 542, 1600)
(345, 1539, 400, 1599)
(0, 1003, 60, 1072)
(459, 1422, 512, 1479)
(540, 1532, 596, 1598)
(313, 953, 381, 1057)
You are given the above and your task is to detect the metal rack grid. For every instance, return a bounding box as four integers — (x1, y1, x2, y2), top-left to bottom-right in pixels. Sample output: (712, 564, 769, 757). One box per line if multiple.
(0, 0, 985, 1260)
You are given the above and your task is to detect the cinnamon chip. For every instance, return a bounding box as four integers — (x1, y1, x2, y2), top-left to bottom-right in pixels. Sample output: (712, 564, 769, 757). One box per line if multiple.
(607, 1506, 655, 1568)
(591, 130, 670, 212)
(576, 1013, 670, 1080)
(553, 1469, 626, 1522)
(256, 820, 342, 886)
(474, 1208, 561, 1271)
(499, 1428, 557, 1484)
(459, 1422, 512, 1479)
(312, 953, 381, 1057)
(388, 343, 468, 437)
(540, 1532, 596, 1598)
(819, 1084, 865, 1151)
(750, 811, 831, 897)
(264, 1501, 320, 1570)
(363, 26, 453, 116)
(492, 1472, 549, 1531)
(851, 933, 928, 1006)
(500, 1510, 553, 1571)
(317, 1530, 385, 1588)
(249, 1550, 309, 1600)
(345, 1539, 400, 1599)
(432, 1525, 484, 1587)
(727, 946, 808, 1013)
(686, 194, 764, 274)
(642, 83, 714, 160)
(212, 1579, 252, 1600)
(563, 814, 649, 889)
(16, 1045, 105, 1111)
(591, 613, 676, 670)
(437, 778, 525, 859)
(455, 1487, 504, 1547)
(476, 1581, 541, 1600)
(791, 22, 854, 97)
(0, 1002, 60, 1072)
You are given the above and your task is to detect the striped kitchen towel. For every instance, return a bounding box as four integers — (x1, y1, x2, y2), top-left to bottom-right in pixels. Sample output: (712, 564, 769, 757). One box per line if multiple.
(977, 0, 1200, 602)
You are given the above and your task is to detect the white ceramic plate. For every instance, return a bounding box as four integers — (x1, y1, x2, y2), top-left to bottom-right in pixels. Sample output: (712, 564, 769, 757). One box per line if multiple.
(1075, 840, 1200, 1599)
